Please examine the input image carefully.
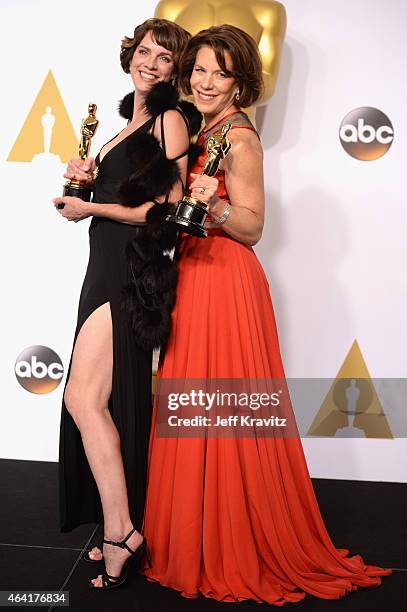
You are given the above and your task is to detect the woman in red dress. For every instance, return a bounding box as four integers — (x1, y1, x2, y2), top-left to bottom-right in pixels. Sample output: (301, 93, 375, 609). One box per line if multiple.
(140, 25, 392, 605)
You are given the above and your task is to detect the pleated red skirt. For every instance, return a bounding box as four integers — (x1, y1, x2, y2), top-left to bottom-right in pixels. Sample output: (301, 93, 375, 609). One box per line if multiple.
(140, 229, 392, 605)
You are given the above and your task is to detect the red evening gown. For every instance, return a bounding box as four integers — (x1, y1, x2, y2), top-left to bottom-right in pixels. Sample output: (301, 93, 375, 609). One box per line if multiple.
(140, 112, 392, 605)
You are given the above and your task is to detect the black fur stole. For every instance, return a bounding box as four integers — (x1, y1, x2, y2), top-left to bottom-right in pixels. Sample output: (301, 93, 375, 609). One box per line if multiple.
(117, 81, 202, 352)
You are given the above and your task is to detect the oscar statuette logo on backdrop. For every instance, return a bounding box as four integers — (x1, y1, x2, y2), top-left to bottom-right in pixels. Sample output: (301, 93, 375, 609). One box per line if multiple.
(307, 340, 393, 439)
(339, 107, 394, 160)
(7, 70, 77, 165)
(15, 346, 64, 394)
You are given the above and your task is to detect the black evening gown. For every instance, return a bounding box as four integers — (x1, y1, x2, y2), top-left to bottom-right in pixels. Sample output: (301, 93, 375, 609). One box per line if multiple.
(58, 116, 158, 533)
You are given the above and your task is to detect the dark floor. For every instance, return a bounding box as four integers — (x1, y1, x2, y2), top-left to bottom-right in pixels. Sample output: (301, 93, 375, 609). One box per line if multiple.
(0, 459, 405, 611)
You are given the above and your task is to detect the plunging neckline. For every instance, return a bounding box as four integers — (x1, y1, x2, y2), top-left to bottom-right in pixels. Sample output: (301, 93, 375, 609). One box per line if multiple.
(97, 116, 153, 165)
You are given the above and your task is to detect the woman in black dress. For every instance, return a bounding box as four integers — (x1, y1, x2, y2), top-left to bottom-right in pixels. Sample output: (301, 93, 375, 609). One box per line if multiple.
(53, 18, 194, 589)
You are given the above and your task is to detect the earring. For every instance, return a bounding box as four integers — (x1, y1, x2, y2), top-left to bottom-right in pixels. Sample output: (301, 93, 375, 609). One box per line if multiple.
(235, 91, 240, 101)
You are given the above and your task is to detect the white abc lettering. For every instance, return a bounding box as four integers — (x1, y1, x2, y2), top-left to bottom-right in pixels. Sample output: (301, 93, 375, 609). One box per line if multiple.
(341, 119, 394, 145)
(15, 360, 31, 378)
(15, 347, 64, 392)
(31, 356, 48, 378)
(357, 119, 376, 143)
(340, 124, 357, 142)
(15, 358, 63, 379)
(376, 125, 393, 144)
(48, 362, 64, 380)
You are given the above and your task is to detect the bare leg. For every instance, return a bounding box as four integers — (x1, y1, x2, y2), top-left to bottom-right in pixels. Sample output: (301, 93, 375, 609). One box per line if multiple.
(64, 303, 143, 586)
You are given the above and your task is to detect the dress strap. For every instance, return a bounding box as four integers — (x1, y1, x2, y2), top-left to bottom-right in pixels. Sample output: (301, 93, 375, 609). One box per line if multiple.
(231, 124, 258, 134)
(158, 106, 190, 199)
(160, 112, 167, 156)
(201, 111, 259, 143)
(160, 107, 191, 160)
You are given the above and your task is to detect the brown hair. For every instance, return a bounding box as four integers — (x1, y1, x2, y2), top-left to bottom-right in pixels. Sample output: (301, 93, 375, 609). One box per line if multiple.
(178, 24, 264, 108)
(120, 18, 190, 77)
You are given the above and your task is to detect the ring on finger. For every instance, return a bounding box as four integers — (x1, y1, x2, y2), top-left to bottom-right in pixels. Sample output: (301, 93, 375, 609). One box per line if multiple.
(199, 186, 205, 194)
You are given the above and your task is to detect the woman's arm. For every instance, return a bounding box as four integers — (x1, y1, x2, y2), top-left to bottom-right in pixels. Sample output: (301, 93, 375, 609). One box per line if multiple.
(53, 109, 189, 224)
(87, 200, 155, 224)
(153, 108, 189, 204)
(189, 129, 264, 246)
(52, 195, 156, 224)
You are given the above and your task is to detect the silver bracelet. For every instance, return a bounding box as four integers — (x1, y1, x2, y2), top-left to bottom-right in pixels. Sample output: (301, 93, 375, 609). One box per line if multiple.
(213, 202, 231, 225)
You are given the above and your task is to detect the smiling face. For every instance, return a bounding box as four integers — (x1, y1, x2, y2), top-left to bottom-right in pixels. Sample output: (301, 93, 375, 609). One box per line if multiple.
(129, 30, 174, 93)
(190, 45, 239, 122)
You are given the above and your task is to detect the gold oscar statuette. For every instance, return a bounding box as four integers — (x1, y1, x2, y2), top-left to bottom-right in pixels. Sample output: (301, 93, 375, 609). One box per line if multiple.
(166, 123, 232, 238)
(155, 0, 287, 118)
(61, 103, 99, 203)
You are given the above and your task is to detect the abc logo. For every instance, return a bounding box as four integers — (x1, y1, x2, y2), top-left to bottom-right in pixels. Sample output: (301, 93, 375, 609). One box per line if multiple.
(15, 345, 64, 394)
(339, 107, 394, 160)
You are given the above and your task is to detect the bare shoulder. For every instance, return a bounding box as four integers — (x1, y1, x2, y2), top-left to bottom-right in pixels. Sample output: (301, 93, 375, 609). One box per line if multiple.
(152, 109, 189, 138)
(229, 127, 262, 152)
(163, 109, 189, 133)
(224, 127, 263, 169)
(154, 109, 189, 157)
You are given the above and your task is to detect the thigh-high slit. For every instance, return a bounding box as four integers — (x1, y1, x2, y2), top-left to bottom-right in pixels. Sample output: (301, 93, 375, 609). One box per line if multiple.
(58, 216, 153, 533)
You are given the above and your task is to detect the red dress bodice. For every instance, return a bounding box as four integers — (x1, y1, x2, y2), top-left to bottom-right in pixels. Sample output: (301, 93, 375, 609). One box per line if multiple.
(187, 110, 258, 204)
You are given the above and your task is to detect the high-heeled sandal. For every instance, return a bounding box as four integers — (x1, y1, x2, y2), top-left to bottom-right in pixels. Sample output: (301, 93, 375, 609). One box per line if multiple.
(83, 543, 103, 563)
(88, 526, 152, 590)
